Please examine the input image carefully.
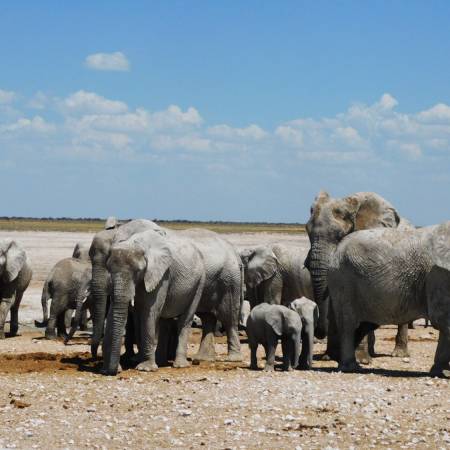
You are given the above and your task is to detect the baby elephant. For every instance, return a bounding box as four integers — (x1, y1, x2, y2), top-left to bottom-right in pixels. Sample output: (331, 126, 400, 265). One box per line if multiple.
(246, 303, 302, 371)
(289, 297, 319, 369)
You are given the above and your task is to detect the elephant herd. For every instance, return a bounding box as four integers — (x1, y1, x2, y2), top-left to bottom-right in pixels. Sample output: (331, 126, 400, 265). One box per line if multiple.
(0, 190, 449, 377)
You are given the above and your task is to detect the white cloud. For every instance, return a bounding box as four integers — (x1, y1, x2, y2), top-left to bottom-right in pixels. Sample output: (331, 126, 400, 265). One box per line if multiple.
(376, 93, 398, 110)
(207, 124, 267, 140)
(149, 105, 203, 130)
(85, 52, 130, 72)
(64, 90, 128, 114)
(151, 134, 211, 152)
(275, 125, 304, 146)
(0, 116, 55, 134)
(28, 91, 49, 109)
(417, 103, 450, 122)
(0, 89, 16, 104)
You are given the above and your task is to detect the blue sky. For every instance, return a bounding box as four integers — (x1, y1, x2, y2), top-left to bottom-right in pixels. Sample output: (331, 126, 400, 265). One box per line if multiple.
(1, 1, 449, 224)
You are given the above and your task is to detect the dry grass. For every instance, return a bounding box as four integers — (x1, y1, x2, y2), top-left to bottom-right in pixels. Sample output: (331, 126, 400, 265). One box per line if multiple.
(0, 218, 306, 234)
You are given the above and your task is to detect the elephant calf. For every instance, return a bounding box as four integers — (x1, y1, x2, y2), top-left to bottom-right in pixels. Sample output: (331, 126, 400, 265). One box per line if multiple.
(37, 243, 92, 341)
(289, 297, 319, 369)
(246, 303, 302, 371)
(0, 239, 32, 338)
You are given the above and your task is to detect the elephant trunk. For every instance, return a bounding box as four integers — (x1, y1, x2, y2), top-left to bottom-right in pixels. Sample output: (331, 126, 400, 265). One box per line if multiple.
(103, 273, 134, 375)
(307, 238, 335, 339)
(90, 263, 110, 358)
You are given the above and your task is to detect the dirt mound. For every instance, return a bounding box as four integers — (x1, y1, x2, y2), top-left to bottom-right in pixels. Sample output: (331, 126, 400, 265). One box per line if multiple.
(0, 351, 93, 374)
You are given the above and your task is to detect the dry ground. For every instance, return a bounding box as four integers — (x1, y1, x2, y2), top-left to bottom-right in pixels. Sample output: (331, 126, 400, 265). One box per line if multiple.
(0, 230, 449, 449)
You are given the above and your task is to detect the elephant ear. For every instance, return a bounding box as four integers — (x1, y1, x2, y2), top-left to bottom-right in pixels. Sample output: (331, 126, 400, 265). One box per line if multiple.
(6, 240, 26, 282)
(105, 216, 119, 230)
(344, 192, 400, 232)
(267, 309, 284, 336)
(143, 242, 173, 292)
(246, 246, 278, 288)
(430, 222, 450, 271)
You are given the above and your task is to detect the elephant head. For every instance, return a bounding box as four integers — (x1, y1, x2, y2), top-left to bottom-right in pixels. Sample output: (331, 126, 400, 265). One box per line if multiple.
(240, 246, 278, 289)
(0, 239, 26, 283)
(104, 231, 173, 375)
(305, 191, 400, 338)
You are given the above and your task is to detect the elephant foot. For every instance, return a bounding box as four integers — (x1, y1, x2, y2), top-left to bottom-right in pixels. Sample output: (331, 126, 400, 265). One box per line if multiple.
(283, 365, 294, 372)
(193, 350, 216, 363)
(249, 364, 259, 371)
(263, 364, 275, 372)
(0, 331, 5, 340)
(391, 347, 410, 358)
(9, 328, 18, 338)
(356, 350, 372, 365)
(136, 360, 158, 372)
(45, 329, 57, 340)
(173, 358, 190, 369)
(90, 343, 100, 359)
(298, 362, 312, 371)
(224, 351, 243, 362)
(338, 360, 362, 373)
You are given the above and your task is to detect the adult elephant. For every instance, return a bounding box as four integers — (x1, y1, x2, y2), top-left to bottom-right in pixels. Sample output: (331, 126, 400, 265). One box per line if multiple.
(0, 239, 32, 339)
(89, 218, 165, 358)
(305, 191, 412, 362)
(328, 222, 450, 376)
(240, 244, 313, 306)
(103, 227, 243, 375)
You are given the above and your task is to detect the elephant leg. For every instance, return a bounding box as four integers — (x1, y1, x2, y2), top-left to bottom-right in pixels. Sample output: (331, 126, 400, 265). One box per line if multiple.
(46, 294, 68, 339)
(322, 302, 340, 361)
(220, 286, 243, 362)
(334, 302, 360, 372)
(249, 341, 258, 370)
(0, 298, 14, 339)
(193, 312, 217, 362)
(392, 323, 410, 357)
(430, 327, 450, 377)
(79, 308, 89, 331)
(173, 276, 205, 368)
(64, 309, 73, 330)
(264, 337, 277, 371)
(355, 323, 378, 365)
(57, 312, 69, 339)
(155, 318, 178, 367)
(281, 337, 294, 371)
(9, 291, 23, 337)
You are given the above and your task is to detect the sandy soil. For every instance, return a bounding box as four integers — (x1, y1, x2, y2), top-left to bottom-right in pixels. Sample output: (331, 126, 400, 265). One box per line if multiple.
(0, 231, 449, 449)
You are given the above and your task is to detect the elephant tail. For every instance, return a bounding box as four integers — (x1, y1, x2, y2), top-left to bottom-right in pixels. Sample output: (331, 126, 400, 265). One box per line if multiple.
(35, 278, 51, 328)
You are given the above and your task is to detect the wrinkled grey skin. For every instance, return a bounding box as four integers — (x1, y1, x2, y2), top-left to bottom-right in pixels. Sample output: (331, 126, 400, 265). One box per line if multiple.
(240, 244, 313, 308)
(35, 242, 92, 340)
(103, 227, 243, 375)
(328, 222, 450, 376)
(103, 229, 207, 375)
(0, 239, 32, 339)
(289, 297, 319, 369)
(176, 228, 242, 363)
(305, 191, 412, 362)
(246, 303, 302, 371)
(89, 218, 164, 358)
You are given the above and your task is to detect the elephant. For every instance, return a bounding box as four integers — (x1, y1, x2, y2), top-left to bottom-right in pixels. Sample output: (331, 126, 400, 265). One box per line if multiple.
(0, 239, 32, 339)
(305, 190, 413, 362)
(240, 244, 313, 308)
(328, 221, 450, 376)
(289, 297, 319, 369)
(89, 218, 165, 358)
(38, 243, 93, 340)
(239, 300, 251, 329)
(102, 227, 243, 375)
(246, 303, 302, 371)
(103, 229, 207, 374)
